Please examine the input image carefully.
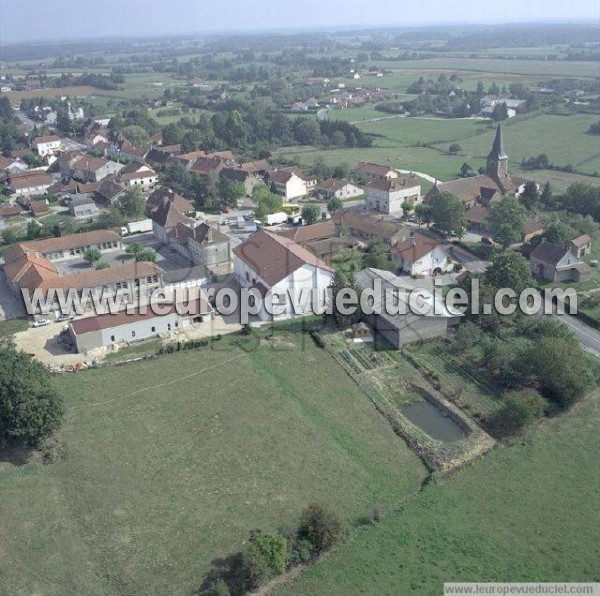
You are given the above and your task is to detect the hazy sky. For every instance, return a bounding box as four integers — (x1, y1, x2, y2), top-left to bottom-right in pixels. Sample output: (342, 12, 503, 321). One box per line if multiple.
(0, 0, 598, 43)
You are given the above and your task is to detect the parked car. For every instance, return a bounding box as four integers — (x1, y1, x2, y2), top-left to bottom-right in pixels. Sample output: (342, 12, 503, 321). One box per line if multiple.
(56, 314, 73, 322)
(408, 213, 418, 222)
(32, 318, 51, 327)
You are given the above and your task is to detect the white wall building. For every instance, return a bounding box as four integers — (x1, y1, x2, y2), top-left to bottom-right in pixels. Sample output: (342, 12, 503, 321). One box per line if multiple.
(233, 230, 334, 320)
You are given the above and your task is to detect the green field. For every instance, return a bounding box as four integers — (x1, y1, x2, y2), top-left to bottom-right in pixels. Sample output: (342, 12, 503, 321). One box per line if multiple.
(279, 111, 600, 189)
(0, 334, 425, 594)
(446, 114, 600, 175)
(373, 58, 600, 78)
(275, 392, 600, 595)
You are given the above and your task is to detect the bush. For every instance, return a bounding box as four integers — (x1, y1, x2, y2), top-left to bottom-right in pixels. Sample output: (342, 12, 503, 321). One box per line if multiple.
(298, 503, 344, 555)
(490, 390, 547, 436)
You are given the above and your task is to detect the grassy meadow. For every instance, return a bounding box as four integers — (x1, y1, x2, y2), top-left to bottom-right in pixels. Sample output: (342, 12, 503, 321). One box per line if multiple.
(275, 392, 600, 595)
(0, 333, 425, 594)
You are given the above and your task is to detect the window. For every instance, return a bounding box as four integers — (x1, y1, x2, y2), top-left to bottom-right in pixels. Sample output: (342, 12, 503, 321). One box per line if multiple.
(151, 326, 156, 332)
(131, 331, 136, 337)
(111, 335, 115, 341)
(174, 322, 179, 327)
(167, 323, 171, 331)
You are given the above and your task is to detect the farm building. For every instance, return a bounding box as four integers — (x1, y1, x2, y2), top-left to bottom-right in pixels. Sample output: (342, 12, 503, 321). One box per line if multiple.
(69, 297, 214, 352)
(355, 268, 462, 349)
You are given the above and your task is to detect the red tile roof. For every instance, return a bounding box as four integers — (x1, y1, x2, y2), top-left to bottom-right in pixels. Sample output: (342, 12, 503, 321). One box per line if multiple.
(392, 234, 440, 262)
(233, 230, 333, 286)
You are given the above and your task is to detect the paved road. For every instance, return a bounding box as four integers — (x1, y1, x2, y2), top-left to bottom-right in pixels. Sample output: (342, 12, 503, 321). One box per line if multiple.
(542, 293, 600, 357)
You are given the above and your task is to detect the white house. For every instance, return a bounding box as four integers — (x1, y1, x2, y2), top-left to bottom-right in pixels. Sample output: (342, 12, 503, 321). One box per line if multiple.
(269, 169, 309, 201)
(365, 176, 421, 214)
(392, 234, 453, 277)
(120, 166, 157, 189)
(316, 178, 363, 200)
(32, 135, 62, 157)
(233, 230, 334, 320)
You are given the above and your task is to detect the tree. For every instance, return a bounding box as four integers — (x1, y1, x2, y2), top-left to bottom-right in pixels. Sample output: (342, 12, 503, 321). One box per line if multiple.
(125, 242, 144, 257)
(2, 228, 19, 245)
(327, 196, 343, 215)
(414, 203, 432, 226)
(0, 343, 63, 447)
(484, 251, 533, 294)
(161, 123, 184, 145)
(492, 102, 509, 122)
(490, 390, 547, 436)
(251, 185, 283, 221)
(221, 180, 245, 208)
(95, 261, 110, 270)
(26, 220, 42, 240)
(298, 503, 343, 555)
(121, 125, 149, 146)
(118, 187, 145, 220)
(540, 182, 555, 209)
(301, 204, 321, 225)
(460, 162, 475, 177)
(543, 219, 575, 245)
(429, 191, 464, 236)
(401, 200, 413, 218)
(293, 118, 321, 145)
(330, 271, 363, 328)
(489, 196, 527, 248)
(448, 143, 462, 155)
(98, 205, 124, 229)
(243, 530, 289, 589)
(520, 181, 540, 210)
(135, 248, 157, 263)
(523, 336, 592, 408)
(364, 239, 392, 270)
(83, 247, 102, 266)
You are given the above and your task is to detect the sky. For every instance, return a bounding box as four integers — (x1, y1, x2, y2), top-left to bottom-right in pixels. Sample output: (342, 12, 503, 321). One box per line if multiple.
(0, 0, 599, 43)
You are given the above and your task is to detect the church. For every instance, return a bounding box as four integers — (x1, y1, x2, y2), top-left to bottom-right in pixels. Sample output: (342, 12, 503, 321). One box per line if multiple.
(424, 124, 527, 234)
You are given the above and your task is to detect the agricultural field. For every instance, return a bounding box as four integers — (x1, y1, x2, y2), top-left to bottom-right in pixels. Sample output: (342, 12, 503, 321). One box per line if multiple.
(373, 57, 600, 78)
(279, 111, 600, 190)
(275, 391, 600, 595)
(444, 113, 600, 175)
(0, 333, 426, 594)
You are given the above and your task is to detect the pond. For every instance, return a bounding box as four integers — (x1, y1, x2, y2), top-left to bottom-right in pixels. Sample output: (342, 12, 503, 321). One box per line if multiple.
(401, 400, 466, 442)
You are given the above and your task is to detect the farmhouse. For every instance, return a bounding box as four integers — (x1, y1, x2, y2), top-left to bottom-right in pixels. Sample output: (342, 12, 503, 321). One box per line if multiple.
(315, 178, 363, 200)
(392, 234, 453, 276)
(69, 297, 214, 353)
(365, 175, 421, 215)
(568, 234, 592, 259)
(8, 171, 54, 196)
(71, 155, 125, 183)
(68, 193, 99, 219)
(355, 268, 462, 349)
(269, 168, 316, 201)
(32, 135, 61, 157)
(529, 241, 591, 283)
(120, 165, 158, 189)
(233, 230, 334, 320)
(425, 124, 526, 209)
(279, 220, 360, 262)
(355, 162, 398, 183)
(332, 209, 410, 246)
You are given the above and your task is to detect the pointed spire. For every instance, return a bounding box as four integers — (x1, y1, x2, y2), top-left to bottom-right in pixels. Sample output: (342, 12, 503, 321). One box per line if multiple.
(488, 123, 507, 160)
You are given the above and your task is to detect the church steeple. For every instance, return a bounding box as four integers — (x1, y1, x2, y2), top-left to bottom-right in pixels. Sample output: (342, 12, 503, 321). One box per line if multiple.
(486, 123, 508, 181)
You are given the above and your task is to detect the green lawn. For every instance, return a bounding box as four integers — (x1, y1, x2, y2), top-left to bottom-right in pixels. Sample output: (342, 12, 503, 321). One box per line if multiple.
(275, 392, 600, 595)
(373, 57, 600, 78)
(447, 114, 600, 175)
(0, 333, 425, 595)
